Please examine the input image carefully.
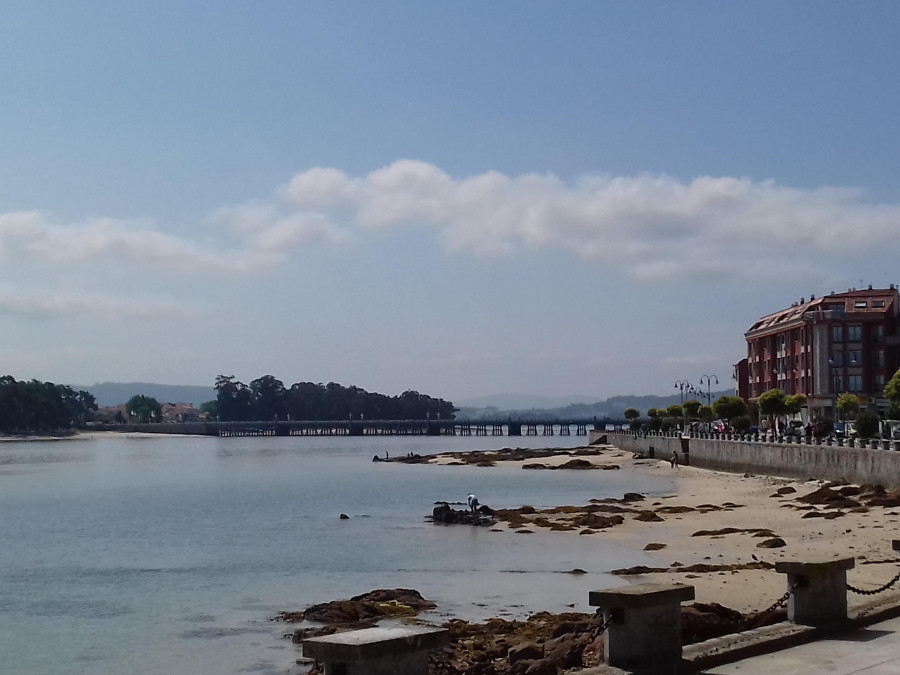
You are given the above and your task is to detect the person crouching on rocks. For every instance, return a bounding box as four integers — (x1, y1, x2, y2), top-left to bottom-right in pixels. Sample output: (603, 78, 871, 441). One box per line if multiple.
(467, 493, 480, 519)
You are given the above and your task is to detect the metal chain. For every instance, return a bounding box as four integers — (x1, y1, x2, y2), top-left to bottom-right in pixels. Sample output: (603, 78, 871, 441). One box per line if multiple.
(847, 567, 900, 596)
(745, 583, 795, 626)
(590, 608, 609, 640)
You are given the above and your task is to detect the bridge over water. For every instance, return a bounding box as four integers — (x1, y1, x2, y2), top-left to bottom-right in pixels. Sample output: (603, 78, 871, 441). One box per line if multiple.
(91, 418, 626, 438)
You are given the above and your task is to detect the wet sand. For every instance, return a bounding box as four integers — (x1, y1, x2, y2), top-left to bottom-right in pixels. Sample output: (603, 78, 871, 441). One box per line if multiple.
(422, 443, 900, 614)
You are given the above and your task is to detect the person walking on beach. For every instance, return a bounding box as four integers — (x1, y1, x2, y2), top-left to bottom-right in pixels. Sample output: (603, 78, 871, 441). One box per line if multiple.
(467, 493, 480, 518)
(670, 451, 680, 468)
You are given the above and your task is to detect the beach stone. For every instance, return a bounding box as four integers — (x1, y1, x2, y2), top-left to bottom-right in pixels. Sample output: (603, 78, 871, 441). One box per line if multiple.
(545, 630, 591, 668)
(508, 641, 542, 664)
(757, 537, 786, 548)
(557, 458, 596, 470)
(623, 492, 645, 502)
(511, 658, 557, 675)
(301, 589, 436, 625)
(634, 510, 664, 522)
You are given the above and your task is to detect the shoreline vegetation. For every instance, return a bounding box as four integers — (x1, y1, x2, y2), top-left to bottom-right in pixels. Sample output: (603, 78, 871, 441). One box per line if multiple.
(286, 442, 900, 673)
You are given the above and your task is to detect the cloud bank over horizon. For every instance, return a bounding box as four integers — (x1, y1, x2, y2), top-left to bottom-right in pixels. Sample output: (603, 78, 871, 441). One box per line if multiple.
(2, 160, 898, 318)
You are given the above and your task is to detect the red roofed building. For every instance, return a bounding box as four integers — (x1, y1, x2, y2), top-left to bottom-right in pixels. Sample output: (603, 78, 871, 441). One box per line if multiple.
(739, 285, 900, 420)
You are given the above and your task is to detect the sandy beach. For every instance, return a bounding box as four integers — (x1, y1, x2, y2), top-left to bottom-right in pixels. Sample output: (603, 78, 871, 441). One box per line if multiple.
(424, 442, 900, 615)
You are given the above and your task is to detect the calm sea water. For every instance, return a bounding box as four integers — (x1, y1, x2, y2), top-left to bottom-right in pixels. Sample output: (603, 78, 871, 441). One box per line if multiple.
(0, 433, 675, 675)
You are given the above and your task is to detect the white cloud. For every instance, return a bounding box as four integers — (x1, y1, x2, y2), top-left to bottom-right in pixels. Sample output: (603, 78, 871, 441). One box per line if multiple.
(0, 211, 248, 272)
(0, 283, 197, 320)
(278, 161, 900, 280)
(3, 161, 899, 286)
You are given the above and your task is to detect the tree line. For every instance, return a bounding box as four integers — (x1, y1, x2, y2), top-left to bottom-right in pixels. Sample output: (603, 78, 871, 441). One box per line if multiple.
(0, 376, 97, 433)
(622, 367, 900, 439)
(209, 375, 457, 422)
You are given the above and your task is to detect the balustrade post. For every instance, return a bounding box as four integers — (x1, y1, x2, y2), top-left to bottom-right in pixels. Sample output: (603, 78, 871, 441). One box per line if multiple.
(589, 583, 694, 672)
(774, 557, 854, 626)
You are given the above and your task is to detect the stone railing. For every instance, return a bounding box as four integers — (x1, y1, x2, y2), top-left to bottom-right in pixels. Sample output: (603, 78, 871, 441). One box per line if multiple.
(602, 429, 900, 489)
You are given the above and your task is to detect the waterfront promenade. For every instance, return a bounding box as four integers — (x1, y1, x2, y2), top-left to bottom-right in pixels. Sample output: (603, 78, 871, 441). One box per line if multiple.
(703, 614, 900, 674)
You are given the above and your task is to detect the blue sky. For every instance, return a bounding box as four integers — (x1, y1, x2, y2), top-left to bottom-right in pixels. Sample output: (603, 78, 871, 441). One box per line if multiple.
(1, 2, 898, 402)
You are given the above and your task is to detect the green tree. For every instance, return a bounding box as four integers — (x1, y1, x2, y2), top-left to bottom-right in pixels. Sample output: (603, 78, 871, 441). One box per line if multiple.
(836, 392, 860, 421)
(884, 368, 900, 409)
(215, 375, 254, 421)
(712, 396, 747, 421)
(646, 408, 658, 418)
(854, 412, 879, 439)
(665, 404, 683, 418)
(757, 389, 788, 420)
(784, 393, 807, 418)
(698, 405, 714, 423)
(683, 399, 701, 419)
(125, 395, 161, 423)
(623, 407, 640, 421)
(250, 375, 286, 420)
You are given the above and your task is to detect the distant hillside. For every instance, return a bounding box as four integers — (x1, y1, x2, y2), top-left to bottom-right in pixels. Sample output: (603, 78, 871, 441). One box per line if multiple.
(457, 389, 734, 419)
(79, 382, 216, 408)
(455, 393, 602, 410)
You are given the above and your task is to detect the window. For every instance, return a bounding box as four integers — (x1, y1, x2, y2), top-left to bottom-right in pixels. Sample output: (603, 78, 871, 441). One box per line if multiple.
(875, 374, 885, 392)
(848, 351, 861, 367)
(848, 324, 862, 342)
(874, 325, 885, 343)
(874, 350, 885, 368)
(873, 300, 885, 308)
(854, 301, 867, 309)
(834, 374, 845, 392)
(832, 325, 843, 342)
(829, 352, 843, 367)
(848, 375, 863, 393)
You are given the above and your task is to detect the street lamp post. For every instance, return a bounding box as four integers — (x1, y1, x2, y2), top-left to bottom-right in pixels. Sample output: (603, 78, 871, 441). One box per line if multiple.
(674, 380, 693, 430)
(699, 374, 718, 406)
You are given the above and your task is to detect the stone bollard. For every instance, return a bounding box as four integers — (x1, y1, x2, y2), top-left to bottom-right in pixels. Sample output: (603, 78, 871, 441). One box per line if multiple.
(774, 557, 854, 626)
(589, 583, 695, 672)
(301, 625, 449, 675)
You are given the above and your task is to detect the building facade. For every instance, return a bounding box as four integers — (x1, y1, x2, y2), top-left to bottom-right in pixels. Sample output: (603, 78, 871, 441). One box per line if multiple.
(739, 285, 900, 420)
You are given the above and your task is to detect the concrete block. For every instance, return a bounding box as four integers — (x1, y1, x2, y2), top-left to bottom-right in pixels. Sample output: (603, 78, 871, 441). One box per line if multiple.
(302, 625, 449, 675)
(775, 557, 854, 626)
(589, 583, 694, 672)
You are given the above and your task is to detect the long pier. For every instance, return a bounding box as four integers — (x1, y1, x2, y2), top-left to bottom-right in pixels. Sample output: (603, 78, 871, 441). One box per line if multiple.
(90, 418, 624, 438)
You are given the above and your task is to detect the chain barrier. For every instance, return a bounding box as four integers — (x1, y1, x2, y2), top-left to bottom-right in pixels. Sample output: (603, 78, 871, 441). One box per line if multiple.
(590, 608, 609, 640)
(847, 566, 900, 596)
(743, 583, 795, 627)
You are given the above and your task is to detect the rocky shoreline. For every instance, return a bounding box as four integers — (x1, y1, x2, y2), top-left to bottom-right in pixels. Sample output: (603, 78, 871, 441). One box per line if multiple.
(278, 587, 784, 674)
(280, 443, 900, 673)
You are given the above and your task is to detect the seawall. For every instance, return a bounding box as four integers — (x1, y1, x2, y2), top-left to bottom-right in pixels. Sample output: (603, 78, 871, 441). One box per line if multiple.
(597, 430, 900, 489)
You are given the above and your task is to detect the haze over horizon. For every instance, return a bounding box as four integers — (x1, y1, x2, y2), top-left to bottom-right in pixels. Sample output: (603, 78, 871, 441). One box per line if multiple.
(2, 3, 898, 401)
